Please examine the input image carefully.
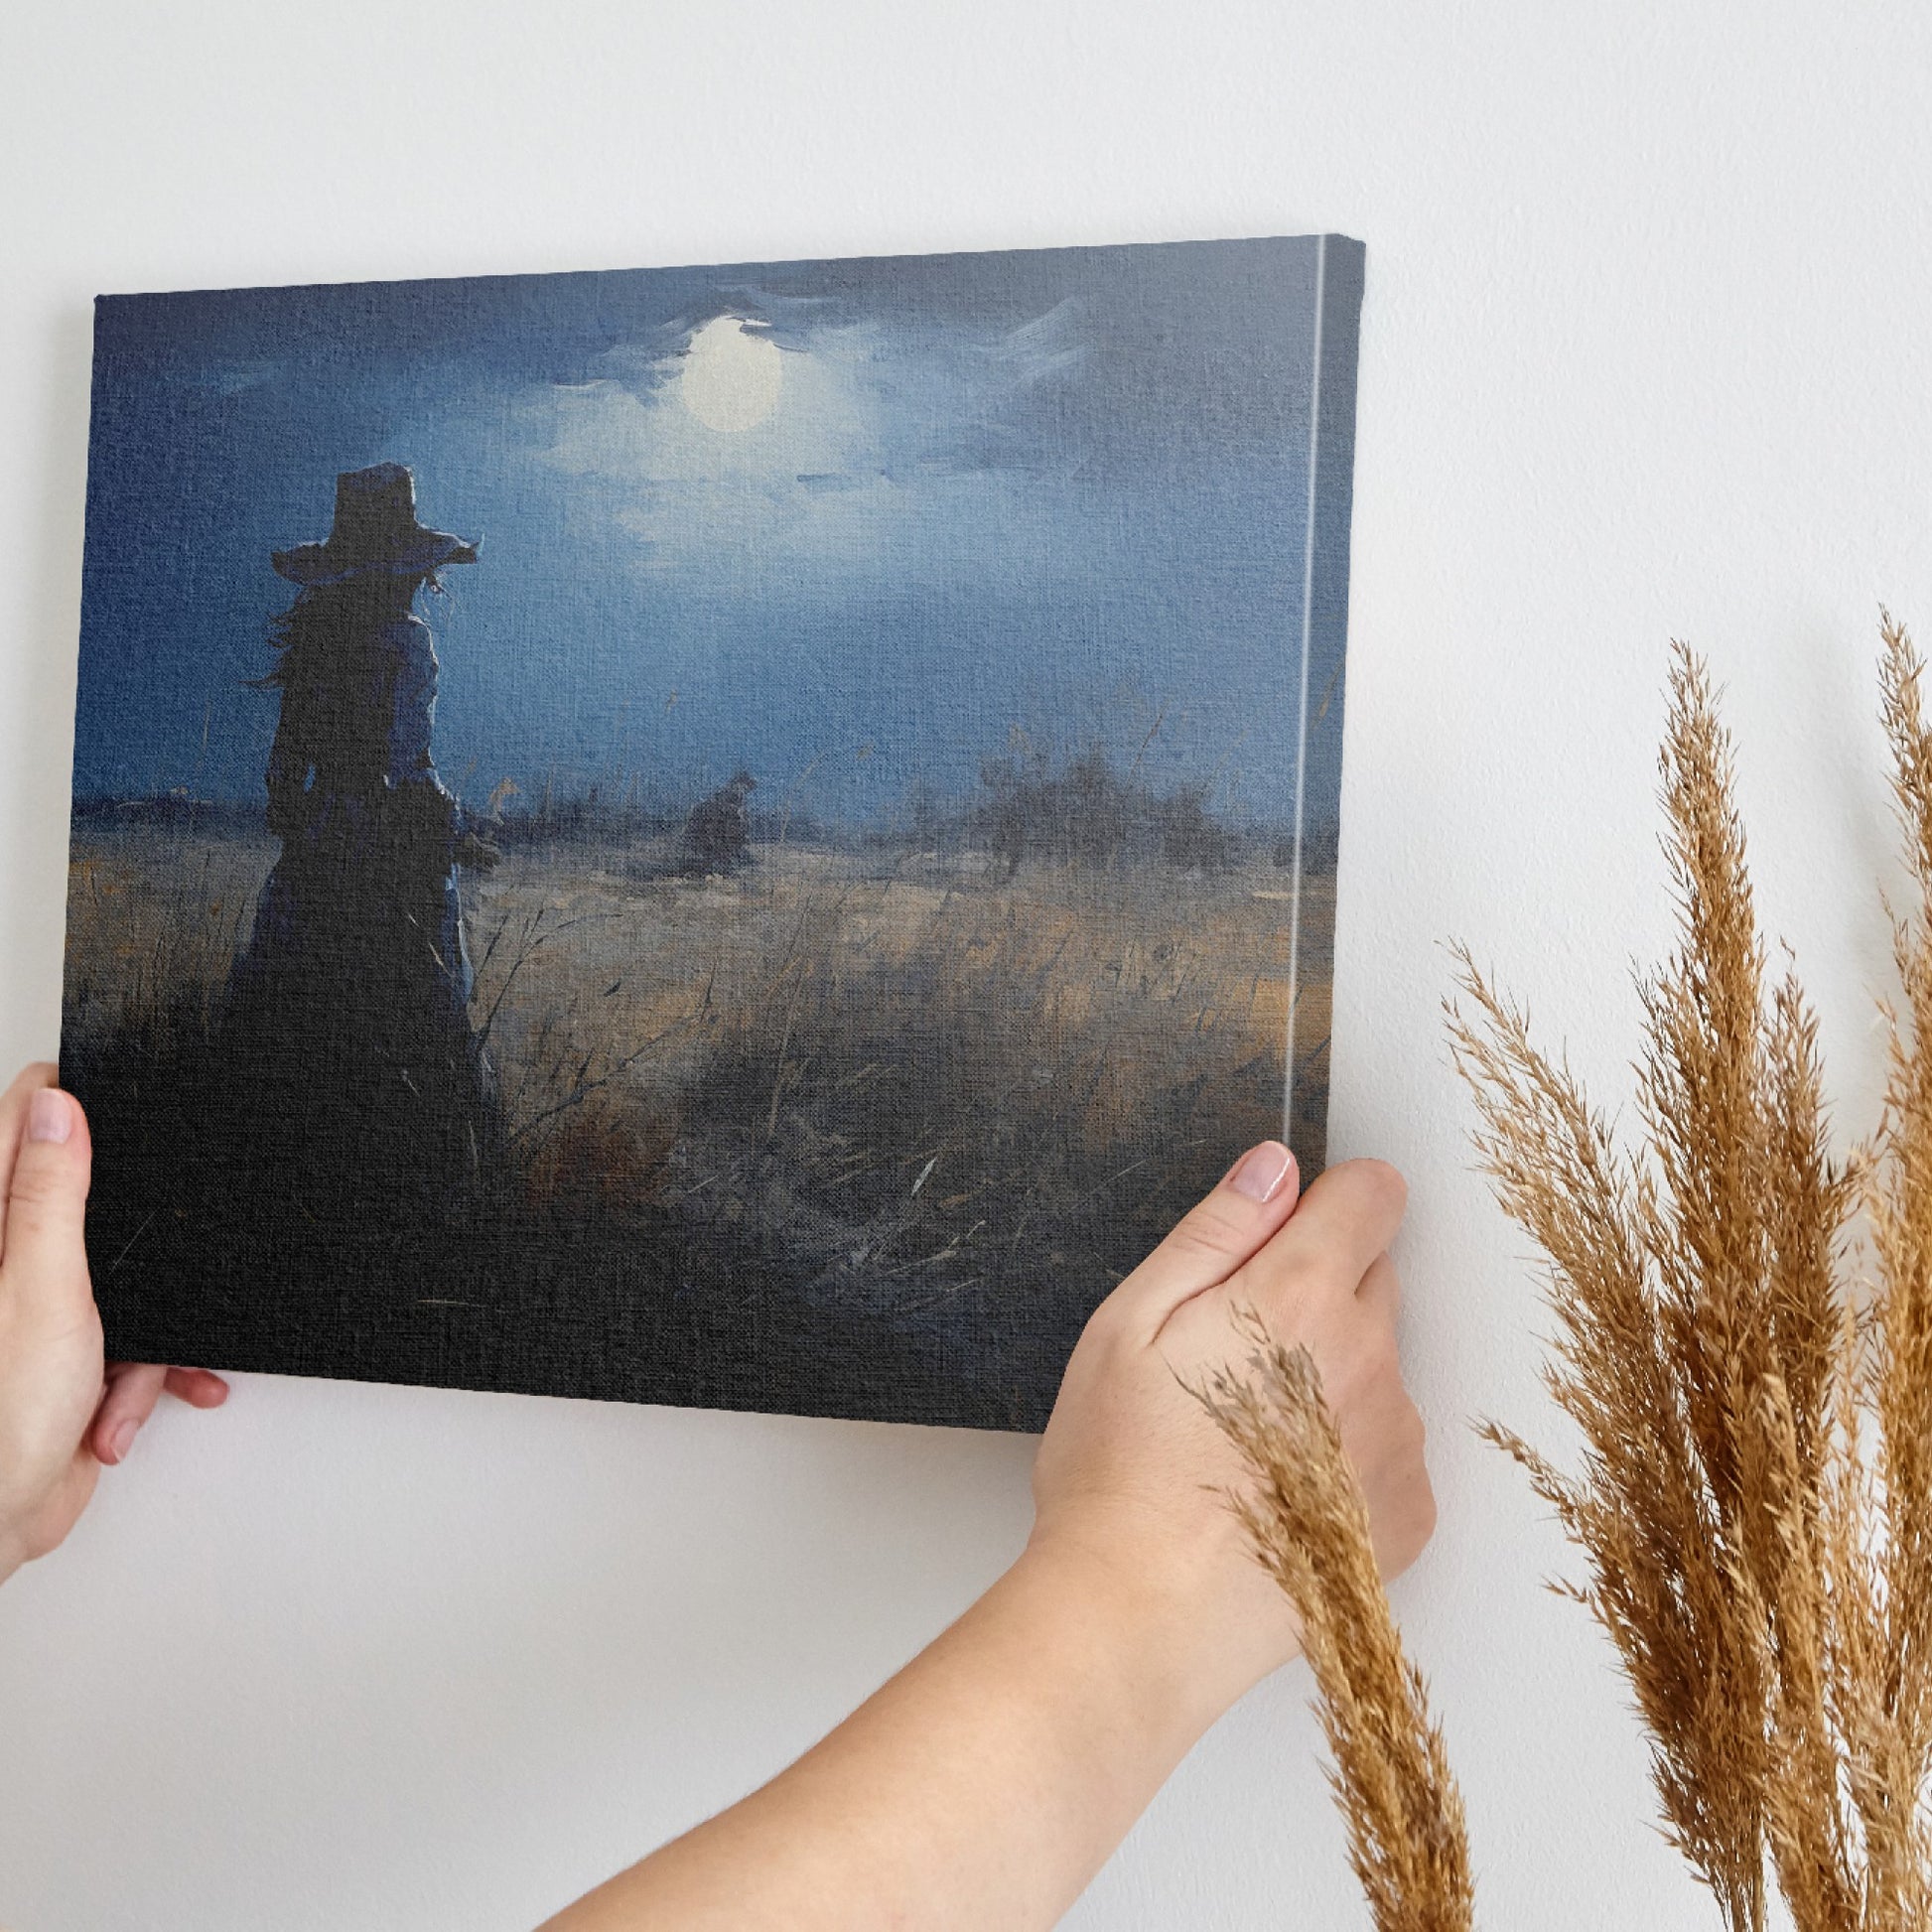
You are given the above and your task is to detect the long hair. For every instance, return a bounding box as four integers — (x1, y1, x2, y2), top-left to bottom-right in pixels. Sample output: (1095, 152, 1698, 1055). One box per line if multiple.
(250, 569, 445, 799)
(252, 567, 443, 690)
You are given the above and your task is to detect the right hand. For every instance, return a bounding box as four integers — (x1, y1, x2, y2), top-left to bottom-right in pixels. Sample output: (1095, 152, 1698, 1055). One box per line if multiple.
(1029, 1147, 1434, 1721)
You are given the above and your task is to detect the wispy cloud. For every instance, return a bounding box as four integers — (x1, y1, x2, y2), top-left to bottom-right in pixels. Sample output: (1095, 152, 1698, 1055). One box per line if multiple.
(522, 303, 1092, 593)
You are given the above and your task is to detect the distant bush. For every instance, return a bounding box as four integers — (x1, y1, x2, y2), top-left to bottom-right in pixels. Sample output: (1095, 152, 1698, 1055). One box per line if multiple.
(481, 779, 856, 856)
(1269, 819, 1340, 875)
(966, 746, 1245, 875)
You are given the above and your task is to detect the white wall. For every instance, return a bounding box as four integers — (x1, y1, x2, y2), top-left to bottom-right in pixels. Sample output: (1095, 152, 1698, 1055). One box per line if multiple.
(3, 3, 1928, 1924)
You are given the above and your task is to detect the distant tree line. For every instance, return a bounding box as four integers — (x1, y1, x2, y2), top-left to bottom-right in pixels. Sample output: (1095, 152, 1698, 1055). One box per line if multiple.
(80, 748, 1344, 880)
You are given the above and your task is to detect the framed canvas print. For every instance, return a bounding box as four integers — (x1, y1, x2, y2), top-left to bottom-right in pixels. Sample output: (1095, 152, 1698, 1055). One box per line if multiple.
(63, 233, 1365, 1430)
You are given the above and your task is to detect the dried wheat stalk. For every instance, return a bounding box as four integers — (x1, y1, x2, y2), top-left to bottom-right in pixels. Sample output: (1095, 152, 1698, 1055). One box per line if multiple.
(1447, 619, 1932, 1930)
(1199, 1311, 1475, 1932)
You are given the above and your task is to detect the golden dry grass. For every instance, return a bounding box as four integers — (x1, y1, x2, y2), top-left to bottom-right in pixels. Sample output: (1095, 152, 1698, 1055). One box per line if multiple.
(462, 844, 1323, 1192)
(64, 824, 1330, 1331)
(63, 821, 271, 1048)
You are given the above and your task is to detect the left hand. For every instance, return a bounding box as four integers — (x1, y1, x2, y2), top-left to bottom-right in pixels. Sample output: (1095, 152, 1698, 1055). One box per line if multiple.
(0, 1063, 228, 1584)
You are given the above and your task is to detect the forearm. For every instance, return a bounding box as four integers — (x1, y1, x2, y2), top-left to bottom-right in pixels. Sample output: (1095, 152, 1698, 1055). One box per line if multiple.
(541, 1542, 1236, 1932)
(538, 1150, 1429, 1931)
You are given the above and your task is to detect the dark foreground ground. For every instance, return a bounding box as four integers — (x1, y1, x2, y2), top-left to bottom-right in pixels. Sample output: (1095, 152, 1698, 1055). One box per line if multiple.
(64, 822, 1333, 1432)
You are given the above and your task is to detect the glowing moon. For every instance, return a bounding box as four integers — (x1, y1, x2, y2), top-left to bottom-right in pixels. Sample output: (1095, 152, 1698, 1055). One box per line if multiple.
(680, 317, 782, 432)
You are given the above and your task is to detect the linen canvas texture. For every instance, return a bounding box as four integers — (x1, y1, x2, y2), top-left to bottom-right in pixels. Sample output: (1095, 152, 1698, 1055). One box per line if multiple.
(62, 234, 1364, 1430)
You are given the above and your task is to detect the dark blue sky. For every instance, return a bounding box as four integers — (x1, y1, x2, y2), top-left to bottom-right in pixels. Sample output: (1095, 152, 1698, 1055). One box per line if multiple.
(75, 235, 1360, 831)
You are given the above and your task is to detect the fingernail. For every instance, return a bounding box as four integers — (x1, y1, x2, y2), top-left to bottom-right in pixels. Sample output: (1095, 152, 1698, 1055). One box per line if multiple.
(107, 1418, 138, 1463)
(1229, 1143, 1294, 1203)
(27, 1090, 72, 1145)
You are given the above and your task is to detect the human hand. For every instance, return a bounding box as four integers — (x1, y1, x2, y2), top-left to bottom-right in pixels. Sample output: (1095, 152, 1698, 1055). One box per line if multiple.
(1028, 1146, 1434, 1725)
(539, 1147, 1433, 1932)
(0, 1063, 228, 1584)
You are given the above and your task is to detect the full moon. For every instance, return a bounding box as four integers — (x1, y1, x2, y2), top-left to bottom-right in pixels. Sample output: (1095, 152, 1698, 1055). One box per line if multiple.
(680, 316, 782, 432)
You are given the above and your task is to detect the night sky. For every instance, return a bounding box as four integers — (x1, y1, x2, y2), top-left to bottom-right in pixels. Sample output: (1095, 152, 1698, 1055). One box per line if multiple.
(74, 234, 1360, 834)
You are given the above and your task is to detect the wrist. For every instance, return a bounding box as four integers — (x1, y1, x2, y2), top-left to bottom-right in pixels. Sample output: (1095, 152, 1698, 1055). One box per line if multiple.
(1005, 1528, 1280, 1751)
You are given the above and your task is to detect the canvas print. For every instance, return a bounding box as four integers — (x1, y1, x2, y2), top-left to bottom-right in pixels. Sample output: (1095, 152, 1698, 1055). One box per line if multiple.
(62, 234, 1365, 1431)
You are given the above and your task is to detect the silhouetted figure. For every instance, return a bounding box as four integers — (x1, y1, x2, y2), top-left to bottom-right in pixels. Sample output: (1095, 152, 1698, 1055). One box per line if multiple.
(222, 464, 499, 1229)
(683, 769, 759, 874)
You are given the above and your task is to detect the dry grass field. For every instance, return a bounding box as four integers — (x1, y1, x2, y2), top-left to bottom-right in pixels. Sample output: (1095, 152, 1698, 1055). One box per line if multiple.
(63, 815, 1333, 1427)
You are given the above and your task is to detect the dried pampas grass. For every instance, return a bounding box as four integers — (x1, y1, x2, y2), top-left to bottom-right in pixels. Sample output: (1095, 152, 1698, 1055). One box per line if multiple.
(1207, 618, 1932, 1931)
(1447, 617, 1932, 1930)
(1199, 1312, 1475, 1932)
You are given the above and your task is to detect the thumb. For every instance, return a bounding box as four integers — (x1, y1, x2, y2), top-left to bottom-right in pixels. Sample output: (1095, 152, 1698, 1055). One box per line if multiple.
(2, 1086, 95, 1323)
(1103, 1141, 1302, 1337)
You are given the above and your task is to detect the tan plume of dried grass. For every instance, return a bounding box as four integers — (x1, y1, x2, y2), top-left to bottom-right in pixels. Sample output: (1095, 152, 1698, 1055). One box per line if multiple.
(1198, 1311, 1475, 1932)
(1447, 619, 1932, 1931)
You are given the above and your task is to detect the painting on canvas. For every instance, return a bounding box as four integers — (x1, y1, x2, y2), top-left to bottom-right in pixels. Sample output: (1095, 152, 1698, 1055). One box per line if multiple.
(63, 234, 1364, 1429)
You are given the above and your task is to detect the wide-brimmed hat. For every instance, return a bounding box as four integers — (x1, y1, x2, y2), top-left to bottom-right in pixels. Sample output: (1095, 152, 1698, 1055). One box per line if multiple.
(272, 463, 480, 588)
